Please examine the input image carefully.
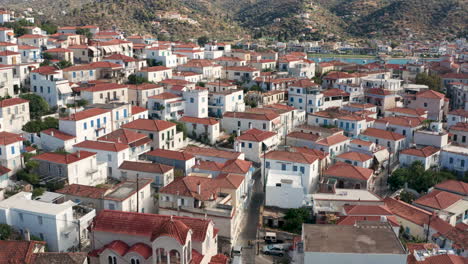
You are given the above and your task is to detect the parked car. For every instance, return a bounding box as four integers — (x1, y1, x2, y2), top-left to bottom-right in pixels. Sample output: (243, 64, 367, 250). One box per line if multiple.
(263, 245, 285, 256)
(231, 246, 242, 257)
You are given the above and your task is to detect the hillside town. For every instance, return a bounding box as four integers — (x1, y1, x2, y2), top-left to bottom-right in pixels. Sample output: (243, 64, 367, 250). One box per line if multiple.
(0, 9, 466, 264)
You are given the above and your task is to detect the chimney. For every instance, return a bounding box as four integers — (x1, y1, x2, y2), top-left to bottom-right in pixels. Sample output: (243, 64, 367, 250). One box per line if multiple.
(76, 151, 80, 158)
(380, 216, 387, 222)
(197, 182, 201, 195)
(50, 130, 54, 137)
(236, 129, 241, 137)
(24, 229, 30, 241)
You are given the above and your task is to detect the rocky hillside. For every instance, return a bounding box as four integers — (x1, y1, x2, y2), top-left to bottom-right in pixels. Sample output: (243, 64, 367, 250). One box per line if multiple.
(0, 0, 466, 41)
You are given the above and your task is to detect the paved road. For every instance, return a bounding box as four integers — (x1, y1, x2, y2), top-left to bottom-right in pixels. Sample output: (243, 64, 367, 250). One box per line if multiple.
(237, 169, 264, 264)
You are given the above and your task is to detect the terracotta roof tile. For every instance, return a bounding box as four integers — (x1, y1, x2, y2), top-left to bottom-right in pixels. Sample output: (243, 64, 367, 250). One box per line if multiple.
(0, 131, 23, 145)
(416, 90, 445, 100)
(237, 128, 277, 142)
(149, 92, 180, 100)
(384, 197, 432, 226)
(33, 151, 96, 164)
(56, 184, 109, 199)
(315, 134, 349, 146)
(74, 140, 129, 152)
(223, 111, 279, 121)
(337, 151, 373, 162)
(41, 128, 75, 141)
(0, 240, 46, 263)
(264, 150, 318, 164)
(414, 190, 463, 210)
(324, 162, 373, 181)
(434, 180, 468, 196)
(362, 128, 405, 141)
(122, 119, 175, 132)
(119, 161, 173, 174)
(60, 108, 110, 121)
(183, 146, 242, 160)
(400, 146, 440, 158)
(146, 149, 194, 161)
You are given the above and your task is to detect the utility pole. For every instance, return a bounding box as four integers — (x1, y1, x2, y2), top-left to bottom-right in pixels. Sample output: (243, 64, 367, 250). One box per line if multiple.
(136, 173, 139, 213)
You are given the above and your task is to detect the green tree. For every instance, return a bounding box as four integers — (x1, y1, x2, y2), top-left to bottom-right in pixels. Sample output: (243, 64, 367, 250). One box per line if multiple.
(32, 187, 45, 198)
(57, 60, 72, 69)
(388, 161, 456, 193)
(22, 117, 58, 133)
(20, 94, 50, 119)
(197, 36, 209, 46)
(0, 224, 12, 240)
(76, 28, 93, 39)
(127, 74, 149, 84)
(40, 22, 57, 35)
(399, 191, 416, 203)
(415, 73, 442, 92)
(170, 120, 188, 139)
(282, 208, 310, 234)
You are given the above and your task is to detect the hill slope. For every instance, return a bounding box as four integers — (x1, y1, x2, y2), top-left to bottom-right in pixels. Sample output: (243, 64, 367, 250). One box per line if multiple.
(0, 0, 466, 40)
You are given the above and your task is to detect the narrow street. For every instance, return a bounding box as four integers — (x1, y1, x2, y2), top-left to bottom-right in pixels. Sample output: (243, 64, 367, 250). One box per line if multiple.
(237, 169, 264, 264)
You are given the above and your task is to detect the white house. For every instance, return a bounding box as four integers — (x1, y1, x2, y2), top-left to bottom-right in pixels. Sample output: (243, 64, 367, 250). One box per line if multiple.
(59, 108, 113, 143)
(30, 66, 73, 107)
(145, 46, 178, 67)
(234, 128, 280, 163)
(373, 116, 425, 144)
(182, 87, 208, 118)
(88, 210, 225, 264)
(263, 150, 320, 193)
(288, 79, 323, 113)
(97, 128, 151, 160)
(447, 109, 468, 128)
(0, 98, 29, 133)
(32, 150, 107, 186)
(335, 151, 373, 168)
(118, 160, 174, 189)
(148, 92, 185, 121)
(0, 192, 96, 252)
(80, 83, 129, 105)
(208, 89, 245, 118)
(122, 119, 185, 150)
(127, 83, 164, 108)
(265, 170, 306, 208)
(221, 111, 281, 135)
(73, 140, 132, 179)
(136, 66, 172, 83)
(102, 178, 155, 213)
(39, 128, 77, 152)
(440, 145, 467, 175)
(179, 116, 220, 145)
(361, 128, 406, 155)
(0, 131, 24, 175)
(399, 146, 440, 170)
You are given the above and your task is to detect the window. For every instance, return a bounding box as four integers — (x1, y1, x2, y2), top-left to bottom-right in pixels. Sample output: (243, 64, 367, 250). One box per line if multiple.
(265, 162, 270, 168)
(290, 97, 294, 102)
(237, 121, 241, 127)
(300, 166, 305, 174)
(449, 157, 453, 164)
(281, 164, 286, 171)
(47, 87, 50, 93)
(90, 120, 94, 127)
(39, 233, 44, 240)
(293, 165, 298, 171)
(462, 136, 466, 143)
(263, 123, 266, 129)
(89, 70, 93, 76)
(131, 259, 140, 264)
(248, 143, 252, 148)
(11, 146, 14, 155)
(298, 98, 302, 103)
(316, 118, 319, 123)
(108, 203, 115, 210)
(83, 122, 87, 130)
(107, 154, 112, 162)
(461, 160, 465, 168)
(190, 98, 194, 103)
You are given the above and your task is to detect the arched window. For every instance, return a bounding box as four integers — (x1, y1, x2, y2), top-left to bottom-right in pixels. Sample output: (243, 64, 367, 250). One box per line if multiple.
(113, 256, 117, 264)
(131, 259, 140, 264)
(108, 256, 113, 264)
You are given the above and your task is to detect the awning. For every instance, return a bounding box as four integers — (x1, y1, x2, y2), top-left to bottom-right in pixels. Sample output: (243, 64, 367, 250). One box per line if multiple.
(374, 149, 389, 163)
(57, 84, 73, 95)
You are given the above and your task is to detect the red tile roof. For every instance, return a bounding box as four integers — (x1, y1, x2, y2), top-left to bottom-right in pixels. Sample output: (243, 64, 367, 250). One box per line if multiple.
(81, 83, 127, 92)
(286, 131, 320, 142)
(132, 106, 148, 115)
(92, 210, 211, 242)
(127, 83, 162, 90)
(0, 98, 29, 108)
(344, 204, 393, 216)
(119, 161, 173, 174)
(414, 190, 462, 210)
(400, 146, 440, 158)
(31, 66, 59, 75)
(292, 147, 328, 160)
(41, 128, 75, 141)
(89, 61, 123, 69)
(450, 122, 468, 132)
(0, 165, 11, 175)
(434, 180, 468, 196)
(103, 53, 137, 62)
(386, 107, 427, 116)
(337, 215, 400, 227)
(362, 128, 405, 141)
(56, 184, 109, 199)
(60, 108, 110, 121)
(366, 88, 392, 96)
(0, 240, 46, 263)
(146, 149, 194, 161)
(33, 151, 96, 164)
(416, 90, 445, 100)
(74, 140, 129, 152)
(408, 253, 468, 264)
(448, 109, 468, 118)
(0, 131, 24, 145)
(222, 159, 252, 174)
(180, 116, 219, 125)
(315, 134, 349, 146)
(46, 48, 72, 53)
(264, 150, 318, 164)
(183, 146, 242, 160)
(0, 50, 20, 56)
(290, 79, 319, 88)
(237, 128, 277, 142)
(384, 197, 432, 226)
(223, 111, 279, 121)
(337, 151, 373, 162)
(149, 92, 180, 100)
(139, 66, 171, 72)
(98, 129, 148, 145)
(122, 119, 175, 131)
(209, 254, 229, 264)
(324, 162, 373, 181)
(375, 116, 426, 128)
